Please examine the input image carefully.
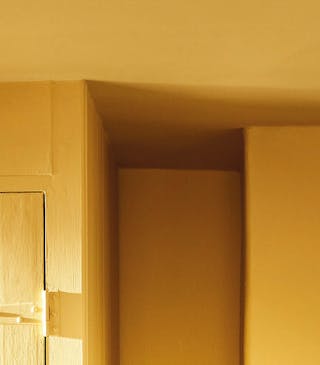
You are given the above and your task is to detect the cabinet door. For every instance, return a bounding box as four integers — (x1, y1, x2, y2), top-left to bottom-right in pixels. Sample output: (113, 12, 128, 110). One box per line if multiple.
(0, 193, 45, 365)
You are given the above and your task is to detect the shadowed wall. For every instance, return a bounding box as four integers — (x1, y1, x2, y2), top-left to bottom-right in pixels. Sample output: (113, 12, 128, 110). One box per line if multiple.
(119, 168, 242, 365)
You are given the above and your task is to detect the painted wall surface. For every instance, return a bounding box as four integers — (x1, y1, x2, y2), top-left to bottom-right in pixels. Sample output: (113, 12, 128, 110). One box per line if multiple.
(245, 127, 320, 365)
(85, 89, 119, 365)
(119, 169, 242, 365)
(0, 83, 52, 175)
(0, 81, 85, 364)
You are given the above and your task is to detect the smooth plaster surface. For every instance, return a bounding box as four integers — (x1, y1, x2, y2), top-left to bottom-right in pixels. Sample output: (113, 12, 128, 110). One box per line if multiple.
(1, 0, 320, 91)
(119, 168, 242, 365)
(245, 127, 320, 364)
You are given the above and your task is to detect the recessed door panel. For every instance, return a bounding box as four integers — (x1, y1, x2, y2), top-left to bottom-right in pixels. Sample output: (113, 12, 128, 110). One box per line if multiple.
(0, 193, 45, 365)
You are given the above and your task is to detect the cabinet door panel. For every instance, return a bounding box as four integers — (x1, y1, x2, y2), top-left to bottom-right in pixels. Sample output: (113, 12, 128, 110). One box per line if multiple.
(0, 193, 45, 365)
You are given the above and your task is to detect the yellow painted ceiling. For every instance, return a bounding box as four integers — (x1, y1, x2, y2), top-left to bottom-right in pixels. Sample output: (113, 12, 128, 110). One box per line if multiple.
(3, 1, 320, 170)
(1, 0, 320, 89)
(88, 82, 320, 170)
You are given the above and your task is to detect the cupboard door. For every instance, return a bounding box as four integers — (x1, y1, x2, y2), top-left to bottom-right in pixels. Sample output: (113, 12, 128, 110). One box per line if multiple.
(0, 193, 45, 365)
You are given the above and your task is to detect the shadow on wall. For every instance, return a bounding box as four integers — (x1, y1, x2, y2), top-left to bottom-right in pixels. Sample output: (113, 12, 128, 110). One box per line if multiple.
(87, 81, 320, 171)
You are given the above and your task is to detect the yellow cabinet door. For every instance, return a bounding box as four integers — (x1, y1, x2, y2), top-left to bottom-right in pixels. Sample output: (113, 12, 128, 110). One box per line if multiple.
(0, 193, 45, 365)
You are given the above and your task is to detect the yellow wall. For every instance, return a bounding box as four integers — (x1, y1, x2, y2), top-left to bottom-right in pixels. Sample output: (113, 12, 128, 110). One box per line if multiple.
(0, 82, 52, 175)
(85, 88, 119, 365)
(245, 127, 320, 364)
(119, 168, 242, 365)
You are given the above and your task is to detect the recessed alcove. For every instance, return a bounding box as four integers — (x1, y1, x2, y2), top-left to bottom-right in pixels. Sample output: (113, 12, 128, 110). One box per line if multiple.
(88, 81, 244, 365)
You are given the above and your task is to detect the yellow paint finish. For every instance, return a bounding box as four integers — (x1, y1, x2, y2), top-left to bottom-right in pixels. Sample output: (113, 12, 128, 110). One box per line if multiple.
(84, 88, 119, 365)
(119, 169, 241, 365)
(41, 81, 86, 364)
(58, 292, 83, 339)
(0, 193, 44, 364)
(1, 1, 320, 90)
(0, 82, 52, 175)
(245, 127, 320, 365)
(0, 81, 86, 364)
(88, 82, 244, 171)
(49, 337, 83, 365)
(47, 81, 85, 293)
(88, 82, 320, 171)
